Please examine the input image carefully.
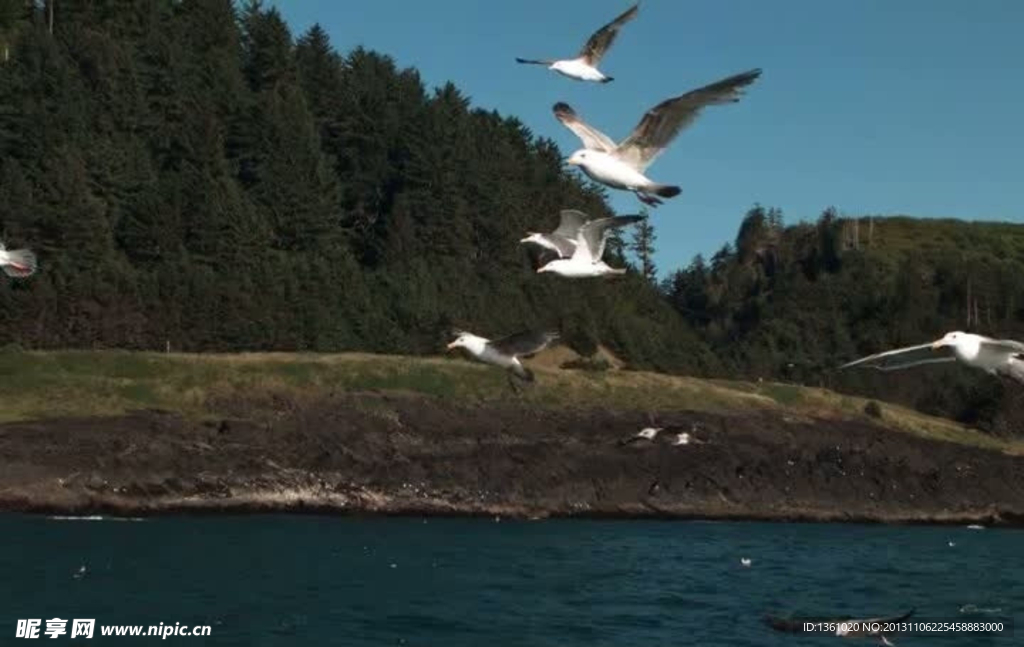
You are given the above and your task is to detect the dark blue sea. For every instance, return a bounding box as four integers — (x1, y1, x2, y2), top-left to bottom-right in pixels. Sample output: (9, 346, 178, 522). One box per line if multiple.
(2, 515, 1019, 645)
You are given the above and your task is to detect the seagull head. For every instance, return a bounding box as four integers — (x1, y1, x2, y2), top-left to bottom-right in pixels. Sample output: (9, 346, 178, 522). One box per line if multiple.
(932, 330, 969, 350)
(565, 150, 588, 167)
(933, 330, 983, 360)
(447, 331, 487, 356)
(446, 332, 471, 351)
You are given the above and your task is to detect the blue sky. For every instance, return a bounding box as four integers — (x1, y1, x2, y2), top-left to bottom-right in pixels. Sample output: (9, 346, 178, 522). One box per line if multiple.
(271, 0, 1024, 274)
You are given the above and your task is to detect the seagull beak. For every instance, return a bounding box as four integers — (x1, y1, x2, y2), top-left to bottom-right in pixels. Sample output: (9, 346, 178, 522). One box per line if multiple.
(446, 342, 458, 350)
(931, 340, 944, 350)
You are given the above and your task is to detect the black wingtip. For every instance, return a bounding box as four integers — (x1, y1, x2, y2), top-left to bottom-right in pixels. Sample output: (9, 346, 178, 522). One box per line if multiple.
(653, 184, 682, 198)
(712, 68, 764, 92)
(601, 76, 615, 83)
(741, 68, 764, 82)
(552, 101, 574, 114)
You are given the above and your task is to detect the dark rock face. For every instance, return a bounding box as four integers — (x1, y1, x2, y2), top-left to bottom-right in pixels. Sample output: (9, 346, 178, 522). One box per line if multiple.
(1, 392, 1022, 525)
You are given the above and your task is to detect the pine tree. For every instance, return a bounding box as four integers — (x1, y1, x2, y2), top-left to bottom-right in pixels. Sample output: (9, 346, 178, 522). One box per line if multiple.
(629, 210, 657, 282)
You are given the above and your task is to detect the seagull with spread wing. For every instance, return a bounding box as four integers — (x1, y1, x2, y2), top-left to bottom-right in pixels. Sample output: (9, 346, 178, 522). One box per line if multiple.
(446, 330, 560, 389)
(765, 608, 915, 647)
(520, 210, 642, 260)
(840, 331, 1024, 383)
(516, 3, 639, 83)
(519, 209, 588, 259)
(618, 426, 662, 446)
(0, 242, 38, 278)
(536, 214, 643, 278)
(554, 68, 763, 206)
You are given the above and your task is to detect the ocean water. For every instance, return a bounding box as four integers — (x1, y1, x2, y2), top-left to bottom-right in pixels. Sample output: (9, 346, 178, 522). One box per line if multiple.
(2, 515, 1019, 646)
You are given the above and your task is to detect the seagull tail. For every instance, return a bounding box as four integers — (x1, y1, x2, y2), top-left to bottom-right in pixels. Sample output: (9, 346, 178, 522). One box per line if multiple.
(1, 248, 38, 278)
(651, 184, 681, 199)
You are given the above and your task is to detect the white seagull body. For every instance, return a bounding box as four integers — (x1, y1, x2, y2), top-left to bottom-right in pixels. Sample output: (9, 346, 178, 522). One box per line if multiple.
(0, 242, 38, 278)
(516, 3, 639, 83)
(619, 426, 662, 446)
(840, 331, 1024, 383)
(537, 214, 643, 278)
(554, 68, 763, 206)
(447, 330, 560, 384)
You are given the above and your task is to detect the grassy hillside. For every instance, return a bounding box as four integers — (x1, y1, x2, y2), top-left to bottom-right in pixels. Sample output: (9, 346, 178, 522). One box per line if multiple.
(664, 210, 1024, 435)
(0, 350, 1016, 454)
(848, 216, 1024, 263)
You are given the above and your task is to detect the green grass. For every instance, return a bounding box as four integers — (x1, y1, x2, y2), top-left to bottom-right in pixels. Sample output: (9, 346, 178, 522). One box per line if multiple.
(0, 350, 1017, 453)
(848, 216, 1024, 265)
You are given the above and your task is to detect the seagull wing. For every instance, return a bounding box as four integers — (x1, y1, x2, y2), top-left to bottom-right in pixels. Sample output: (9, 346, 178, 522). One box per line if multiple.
(615, 68, 763, 170)
(516, 57, 557, 66)
(488, 331, 560, 358)
(553, 103, 617, 152)
(981, 337, 1024, 356)
(578, 3, 640, 66)
(553, 209, 588, 238)
(545, 210, 588, 257)
(858, 609, 915, 626)
(575, 214, 645, 262)
(839, 343, 957, 372)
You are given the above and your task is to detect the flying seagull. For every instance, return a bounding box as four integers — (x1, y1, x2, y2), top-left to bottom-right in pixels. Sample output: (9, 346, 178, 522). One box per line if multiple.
(839, 331, 1024, 383)
(672, 432, 696, 446)
(672, 422, 711, 446)
(834, 609, 916, 646)
(554, 68, 763, 206)
(0, 242, 37, 278)
(618, 426, 662, 446)
(521, 210, 643, 260)
(520, 209, 587, 259)
(515, 3, 639, 83)
(446, 330, 560, 390)
(537, 214, 642, 278)
(764, 609, 915, 646)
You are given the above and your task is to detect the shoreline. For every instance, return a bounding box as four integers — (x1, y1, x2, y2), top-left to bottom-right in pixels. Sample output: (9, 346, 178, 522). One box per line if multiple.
(3, 391, 1023, 528)
(3, 494, 1021, 528)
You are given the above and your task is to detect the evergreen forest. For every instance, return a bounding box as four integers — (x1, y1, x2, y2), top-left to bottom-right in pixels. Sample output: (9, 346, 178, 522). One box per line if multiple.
(1, 1, 1021, 433)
